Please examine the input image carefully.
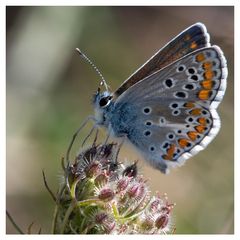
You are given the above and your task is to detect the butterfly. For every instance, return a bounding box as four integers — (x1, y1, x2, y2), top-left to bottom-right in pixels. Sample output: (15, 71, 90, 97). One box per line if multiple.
(75, 22, 228, 174)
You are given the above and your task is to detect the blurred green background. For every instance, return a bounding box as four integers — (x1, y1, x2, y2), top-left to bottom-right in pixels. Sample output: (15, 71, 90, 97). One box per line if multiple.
(6, 6, 234, 234)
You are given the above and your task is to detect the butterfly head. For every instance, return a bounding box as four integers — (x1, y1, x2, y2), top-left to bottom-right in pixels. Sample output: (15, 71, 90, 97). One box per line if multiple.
(93, 88, 113, 125)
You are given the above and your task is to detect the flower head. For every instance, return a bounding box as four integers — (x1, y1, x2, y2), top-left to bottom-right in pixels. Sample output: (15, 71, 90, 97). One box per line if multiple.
(53, 142, 175, 234)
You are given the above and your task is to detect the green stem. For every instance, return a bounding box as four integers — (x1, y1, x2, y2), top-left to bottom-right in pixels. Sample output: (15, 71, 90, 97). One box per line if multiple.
(111, 202, 120, 218)
(60, 200, 76, 234)
(6, 210, 24, 234)
(76, 198, 101, 207)
(51, 184, 67, 234)
(51, 205, 59, 234)
(70, 178, 80, 199)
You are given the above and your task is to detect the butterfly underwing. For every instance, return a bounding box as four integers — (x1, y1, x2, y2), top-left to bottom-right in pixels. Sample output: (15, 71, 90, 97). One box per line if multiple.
(91, 22, 227, 174)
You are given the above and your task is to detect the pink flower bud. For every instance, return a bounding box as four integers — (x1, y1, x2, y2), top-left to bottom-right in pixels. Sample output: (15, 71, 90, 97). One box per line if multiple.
(117, 177, 130, 192)
(95, 212, 108, 224)
(155, 214, 169, 229)
(127, 182, 146, 200)
(98, 188, 115, 202)
(85, 161, 101, 178)
(95, 212, 116, 233)
(149, 198, 161, 212)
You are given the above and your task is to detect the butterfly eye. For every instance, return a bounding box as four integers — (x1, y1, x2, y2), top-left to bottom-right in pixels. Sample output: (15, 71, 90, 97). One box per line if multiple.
(99, 96, 112, 108)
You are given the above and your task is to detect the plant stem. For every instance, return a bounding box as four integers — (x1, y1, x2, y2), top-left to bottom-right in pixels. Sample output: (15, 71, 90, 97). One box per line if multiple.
(60, 200, 76, 234)
(51, 184, 66, 234)
(76, 198, 102, 207)
(6, 210, 24, 234)
(42, 170, 56, 202)
(51, 205, 59, 234)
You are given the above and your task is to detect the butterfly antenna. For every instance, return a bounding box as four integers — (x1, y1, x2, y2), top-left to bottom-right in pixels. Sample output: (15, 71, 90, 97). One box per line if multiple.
(75, 48, 109, 91)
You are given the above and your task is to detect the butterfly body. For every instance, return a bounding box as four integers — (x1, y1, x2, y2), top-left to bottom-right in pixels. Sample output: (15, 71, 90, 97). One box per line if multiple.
(92, 23, 227, 174)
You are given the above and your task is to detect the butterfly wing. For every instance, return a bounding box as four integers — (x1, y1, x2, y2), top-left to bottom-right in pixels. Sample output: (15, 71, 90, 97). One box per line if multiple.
(110, 46, 227, 173)
(114, 22, 210, 98)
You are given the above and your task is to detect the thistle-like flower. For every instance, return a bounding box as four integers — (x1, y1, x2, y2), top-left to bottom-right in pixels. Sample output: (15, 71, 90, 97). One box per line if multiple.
(51, 142, 175, 234)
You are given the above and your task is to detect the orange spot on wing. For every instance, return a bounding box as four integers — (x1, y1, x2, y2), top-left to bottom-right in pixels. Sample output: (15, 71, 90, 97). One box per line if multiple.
(195, 125, 206, 133)
(196, 53, 205, 62)
(204, 70, 214, 79)
(184, 102, 195, 108)
(163, 144, 176, 161)
(187, 131, 198, 141)
(203, 61, 212, 70)
(190, 41, 197, 49)
(167, 144, 175, 157)
(198, 117, 207, 125)
(198, 90, 212, 100)
(190, 108, 202, 115)
(178, 138, 190, 148)
(201, 80, 213, 89)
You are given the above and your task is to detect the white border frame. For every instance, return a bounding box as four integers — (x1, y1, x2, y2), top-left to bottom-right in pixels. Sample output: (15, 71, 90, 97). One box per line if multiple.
(1, 1, 238, 240)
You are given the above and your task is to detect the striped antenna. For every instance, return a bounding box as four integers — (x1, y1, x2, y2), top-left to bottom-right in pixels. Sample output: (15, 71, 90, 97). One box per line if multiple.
(75, 48, 109, 91)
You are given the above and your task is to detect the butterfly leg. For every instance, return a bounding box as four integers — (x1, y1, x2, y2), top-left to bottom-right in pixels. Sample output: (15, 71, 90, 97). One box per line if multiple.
(94, 132, 111, 160)
(108, 135, 128, 173)
(64, 116, 95, 192)
(81, 124, 97, 147)
(114, 136, 126, 164)
(103, 132, 110, 145)
(92, 128, 99, 147)
(65, 115, 95, 166)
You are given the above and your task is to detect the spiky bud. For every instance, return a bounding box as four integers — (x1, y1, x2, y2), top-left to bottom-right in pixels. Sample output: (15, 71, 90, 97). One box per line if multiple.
(98, 188, 115, 202)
